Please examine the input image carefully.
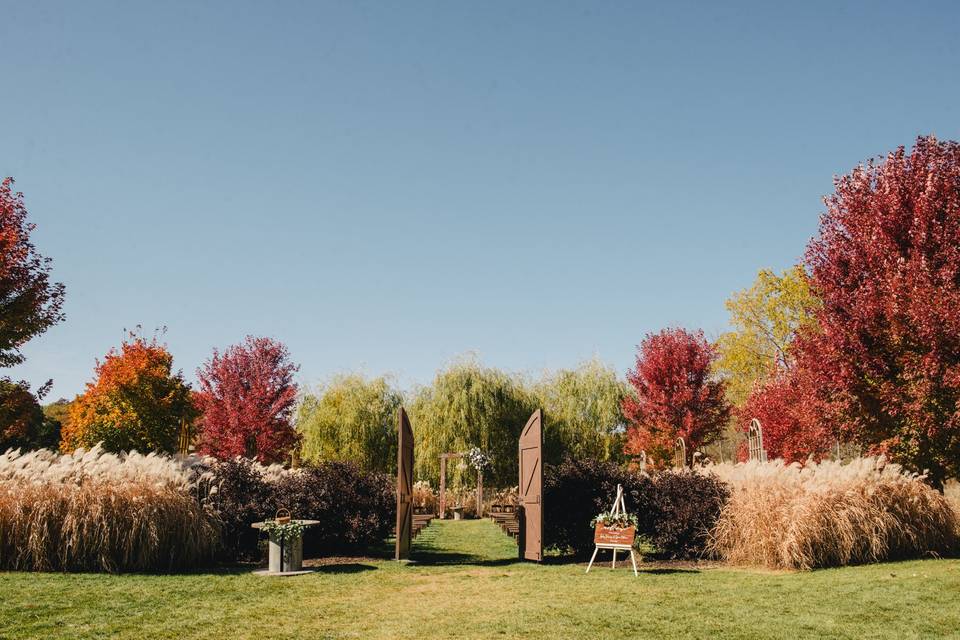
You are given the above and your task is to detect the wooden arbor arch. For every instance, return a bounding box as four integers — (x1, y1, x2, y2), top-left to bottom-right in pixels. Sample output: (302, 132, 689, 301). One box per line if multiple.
(636, 450, 648, 474)
(438, 452, 461, 519)
(437, 452, 484, 519)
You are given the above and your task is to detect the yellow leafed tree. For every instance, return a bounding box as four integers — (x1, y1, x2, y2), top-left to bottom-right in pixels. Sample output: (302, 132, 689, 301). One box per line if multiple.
(714, 266, 819, 406)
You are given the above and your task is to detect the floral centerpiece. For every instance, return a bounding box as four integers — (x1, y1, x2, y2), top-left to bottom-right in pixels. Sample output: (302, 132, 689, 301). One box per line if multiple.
(261, 515, 306, 542)
(465, 447, 491, 471)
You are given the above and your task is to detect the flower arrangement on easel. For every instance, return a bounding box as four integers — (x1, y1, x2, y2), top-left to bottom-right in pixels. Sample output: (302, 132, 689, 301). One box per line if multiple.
(586, 484, 639, 577)
(590, 510, 639, 529)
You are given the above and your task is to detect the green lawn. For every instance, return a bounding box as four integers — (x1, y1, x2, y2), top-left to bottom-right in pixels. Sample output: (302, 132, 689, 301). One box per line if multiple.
(2, 519, 958, 639)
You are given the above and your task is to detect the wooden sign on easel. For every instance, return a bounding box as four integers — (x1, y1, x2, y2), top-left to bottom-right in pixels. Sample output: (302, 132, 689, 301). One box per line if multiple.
(586, 484, 638, 577)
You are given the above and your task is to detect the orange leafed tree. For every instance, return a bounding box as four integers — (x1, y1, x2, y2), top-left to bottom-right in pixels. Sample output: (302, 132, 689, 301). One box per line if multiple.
(61, 333, 196, 453)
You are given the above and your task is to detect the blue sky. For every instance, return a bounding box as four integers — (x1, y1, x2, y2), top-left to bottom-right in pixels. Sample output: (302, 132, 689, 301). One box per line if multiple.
(2, 1, 959, 399)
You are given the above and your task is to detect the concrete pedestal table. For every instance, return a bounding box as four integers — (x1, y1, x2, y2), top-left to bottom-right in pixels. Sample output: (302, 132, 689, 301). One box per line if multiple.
(251, 519, 320, 576)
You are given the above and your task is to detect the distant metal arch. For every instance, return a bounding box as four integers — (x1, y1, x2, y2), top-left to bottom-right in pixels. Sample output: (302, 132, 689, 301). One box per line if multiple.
(673, 437, 687, 469)
(748, 418, 768, 463)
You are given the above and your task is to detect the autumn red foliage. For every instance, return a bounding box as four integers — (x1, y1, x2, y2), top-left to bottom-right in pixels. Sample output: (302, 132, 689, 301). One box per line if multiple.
(797, 136, 960, 485)
(62, 334, 196, 453)
(623, 328, 731, 467)
(195, 336, 299, 464)
(736, 366, 834, 463)
(0, 178, 65, 368)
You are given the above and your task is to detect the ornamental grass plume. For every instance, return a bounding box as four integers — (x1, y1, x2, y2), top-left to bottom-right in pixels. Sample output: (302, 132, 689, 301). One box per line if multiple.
(946, 480, 960, 533)
(705, 457, 958, 570)
(0, 445, 219, 572)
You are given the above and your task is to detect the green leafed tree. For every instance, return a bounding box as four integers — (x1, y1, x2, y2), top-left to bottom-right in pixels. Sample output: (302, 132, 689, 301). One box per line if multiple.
(409, 356, 535, 488)
(296, 373, 403, 474)
(714, 265, 819, 405)
(42, 398, 72, 427)
(532, 358, 628, 464)
(0, 381, 61, 451)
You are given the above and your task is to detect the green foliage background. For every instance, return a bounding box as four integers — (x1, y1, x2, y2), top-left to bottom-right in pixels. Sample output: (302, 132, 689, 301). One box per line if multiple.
(296, 373, 403, 474)
(295, 357, 631, 487)
(0, 382, 62, 451)
(409, 357, 534, 488)
(531, 358, 628, 465)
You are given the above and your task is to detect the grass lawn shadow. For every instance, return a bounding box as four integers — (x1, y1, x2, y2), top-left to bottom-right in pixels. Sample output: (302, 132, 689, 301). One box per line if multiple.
(638, 567, 702, 575)
(408, 551, 522, 567)
(314, 563, 378, 574)
(540, 555, 586, 566)
(408, 519, 525, 567)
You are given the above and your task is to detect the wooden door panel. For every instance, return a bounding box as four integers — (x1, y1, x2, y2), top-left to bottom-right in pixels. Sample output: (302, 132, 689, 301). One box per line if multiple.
(395, 407, 414, 560)
(518, 409, 543, 562)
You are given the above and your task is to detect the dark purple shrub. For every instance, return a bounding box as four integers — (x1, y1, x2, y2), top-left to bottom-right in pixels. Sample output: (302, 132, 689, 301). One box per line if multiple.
(202, 457, 275, 561)
(272, 461, 394, 556)
(647, 470, 729, 559)
(543, 458, 655, 557)
(202, 458, 394, 562)
(543, 458, 729, 559)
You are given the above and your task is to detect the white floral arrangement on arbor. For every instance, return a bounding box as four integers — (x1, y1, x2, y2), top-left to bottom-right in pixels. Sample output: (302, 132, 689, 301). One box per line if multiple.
(465, 447, 491, 472)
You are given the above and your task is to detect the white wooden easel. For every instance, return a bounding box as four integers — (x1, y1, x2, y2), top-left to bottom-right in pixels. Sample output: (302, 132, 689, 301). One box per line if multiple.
(585, 484, 638, 577)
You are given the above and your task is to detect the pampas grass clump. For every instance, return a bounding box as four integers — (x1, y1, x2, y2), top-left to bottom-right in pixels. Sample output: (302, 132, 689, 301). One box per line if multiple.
(706, 457, 958, 570)
(0, 446, 220, 572)
(945, 480, 960, 525)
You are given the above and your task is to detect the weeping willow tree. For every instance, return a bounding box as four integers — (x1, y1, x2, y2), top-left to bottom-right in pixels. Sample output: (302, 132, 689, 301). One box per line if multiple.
(410, 357, 535, 488)
(532, 358, 629, 464)
(296, 373, 403, 474)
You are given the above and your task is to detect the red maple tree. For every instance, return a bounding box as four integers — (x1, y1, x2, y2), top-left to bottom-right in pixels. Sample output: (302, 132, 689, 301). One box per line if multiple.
(622, 328, 731, 466)
(737, 364, 834, 463)
(799, 135, 960, 485)
(0, 178, 65, 367)
(195, 336, 299, 463)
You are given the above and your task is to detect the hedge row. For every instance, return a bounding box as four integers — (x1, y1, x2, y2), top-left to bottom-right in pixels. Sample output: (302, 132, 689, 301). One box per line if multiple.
(6, 446, 951, 572)
(0, 447, 395, 572)
(199, 457, 394, 561)
(543, 457, 728, 558)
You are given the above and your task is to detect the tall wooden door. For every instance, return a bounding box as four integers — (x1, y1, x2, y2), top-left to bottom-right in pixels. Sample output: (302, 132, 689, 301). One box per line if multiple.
(518, 409, 543, 562)
(395, 407, 414, 560)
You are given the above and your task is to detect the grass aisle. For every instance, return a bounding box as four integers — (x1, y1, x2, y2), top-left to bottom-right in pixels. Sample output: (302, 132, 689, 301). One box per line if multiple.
(1, 519, 959, 639)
